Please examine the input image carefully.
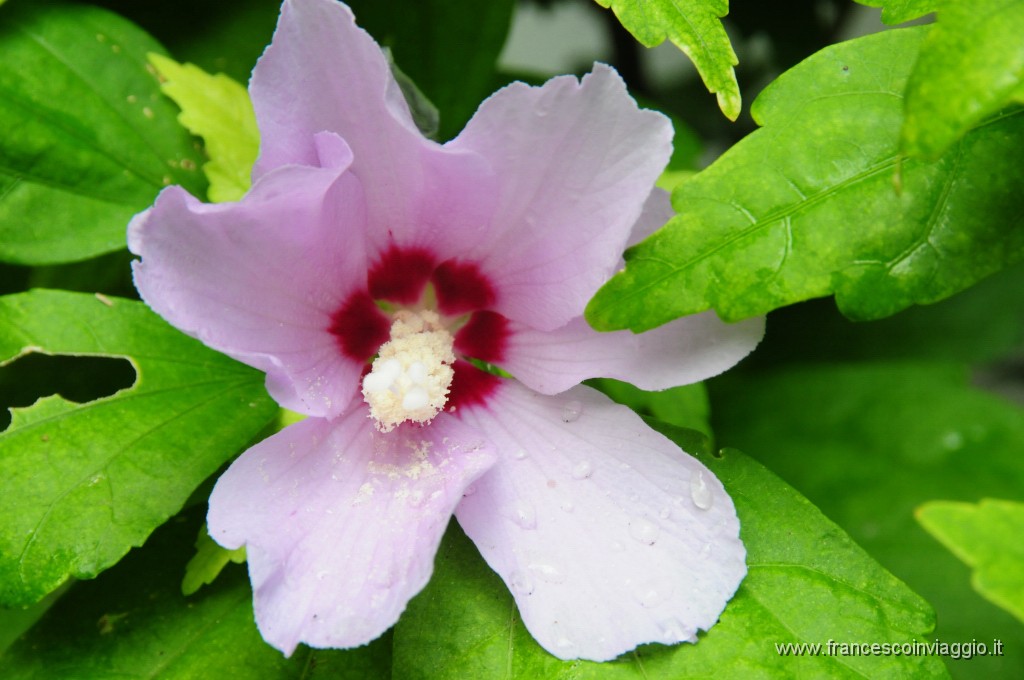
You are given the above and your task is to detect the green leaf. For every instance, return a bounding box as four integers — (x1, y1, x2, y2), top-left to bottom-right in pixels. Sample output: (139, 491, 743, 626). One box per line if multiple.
(748, 259, 1024, 367)
(347, 0, 515, 141)
(594, 0, 741, 120)
(181, 523, 246, 596)
(587, 26, 1024, 331)
(710, 361, 1024, 677)
(0, 290, 277, 606)
(0, 1, 206, 265)
(589, 378, 712, 440)
(393, 442, 943, 679)
(149, 54, 259, 203)
(854, 0, 939, 24)
(916, 499, 1024, 625)
(1, 507, 392, 679)
(902, 0, 1024, 158)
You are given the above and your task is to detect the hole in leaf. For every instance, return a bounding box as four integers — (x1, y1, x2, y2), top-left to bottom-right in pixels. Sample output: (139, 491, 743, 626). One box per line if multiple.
(0, 354, 137, 431)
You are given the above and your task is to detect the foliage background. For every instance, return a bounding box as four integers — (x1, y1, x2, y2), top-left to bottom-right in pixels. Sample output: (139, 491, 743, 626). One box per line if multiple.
(1, 0, 1021, 678)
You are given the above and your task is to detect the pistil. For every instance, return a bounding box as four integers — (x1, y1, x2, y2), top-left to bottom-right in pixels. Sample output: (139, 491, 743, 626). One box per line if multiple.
(361, 310, 455, 432)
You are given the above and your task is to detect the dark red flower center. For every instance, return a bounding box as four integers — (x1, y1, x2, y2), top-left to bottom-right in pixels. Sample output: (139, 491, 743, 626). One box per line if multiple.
(329, 245, 508, 411)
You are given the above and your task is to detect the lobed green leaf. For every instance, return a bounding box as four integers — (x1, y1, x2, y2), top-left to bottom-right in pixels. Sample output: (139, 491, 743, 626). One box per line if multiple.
(587, 26, 1024, 331)
(711, 361, 1024, 676)
(593, 0, 741, 120)
(902, 0, 1024, 158)
(854, 0, 939, 25)
(0, 1, 206, 264)
(149, 54, 258, 203)
(916, 499, 1024, 625)
(1, 508, 391, 679)
(393, 440, 944, 678)
(0, 290, 277, 606)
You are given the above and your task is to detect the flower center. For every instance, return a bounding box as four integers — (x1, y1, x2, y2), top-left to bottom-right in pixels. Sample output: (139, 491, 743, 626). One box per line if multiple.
(361, 309, 455, 432)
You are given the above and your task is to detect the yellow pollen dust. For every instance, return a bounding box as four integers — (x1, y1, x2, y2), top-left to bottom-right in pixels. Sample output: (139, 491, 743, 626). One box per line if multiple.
(361, 310, 455, 432)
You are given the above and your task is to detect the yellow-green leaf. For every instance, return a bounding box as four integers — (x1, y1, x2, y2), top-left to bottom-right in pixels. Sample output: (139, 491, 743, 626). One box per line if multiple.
(149, 53, 258, 203)
(181, 524, 246, 596)
(916, 499, 1024, 624)
(594, 0, 741, 120)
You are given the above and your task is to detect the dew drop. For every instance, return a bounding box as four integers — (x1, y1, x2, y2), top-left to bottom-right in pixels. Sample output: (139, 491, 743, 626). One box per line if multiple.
(699, 542, 712, 559)
(513, 449, 528, 460)
(407, 488, 427, 508)
(629, 518, 660, 545)
(659, 506, 672, 520)
(610, 540, 625, 552)
(690, 471, 713, 510)
(561, 400, 583, 423)
(529, 562, 566, 584)
(371, 566, 397, 587)
(560, 499, 575, 513)
(571, 460, 593, 480)
(659, 618, 689, 642)
(510, 570, 535, 596)
(942, 430, 964, 450)
(463, 485, 477, 497)
(633, 578, 673, 608)
(512, 502, 537, 530)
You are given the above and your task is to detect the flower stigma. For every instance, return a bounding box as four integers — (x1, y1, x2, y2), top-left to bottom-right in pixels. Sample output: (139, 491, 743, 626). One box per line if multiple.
(361, 309, 455, 432)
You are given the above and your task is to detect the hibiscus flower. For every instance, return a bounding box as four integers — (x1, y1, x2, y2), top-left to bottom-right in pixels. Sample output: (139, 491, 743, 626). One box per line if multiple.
(128, 0, 764, 662)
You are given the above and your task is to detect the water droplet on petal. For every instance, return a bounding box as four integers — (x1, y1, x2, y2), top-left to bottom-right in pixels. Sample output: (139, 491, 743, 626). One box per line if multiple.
(659, 618, 689, 642)
(610, 540, 625, 552)
(463, 485, 477, 497)
(556, 637, 574, 651)
(371, 566, 397, 587)
(512, 502, 537, 530)
(629, 518, 660, 545)
(560, 499, 575, 513)
(513, 449, 528, 460)
(529, 562, 566, 584)
(659, 506, 672, 520)
(699, 542, 712, 559)
(633, 578, 674, 608)
(510, 570, 535, 596)
(571, 461, 593, 480)
(407, 488, 427, 508)
(690, 471, 713, 510)
(561, 400, 582, 423)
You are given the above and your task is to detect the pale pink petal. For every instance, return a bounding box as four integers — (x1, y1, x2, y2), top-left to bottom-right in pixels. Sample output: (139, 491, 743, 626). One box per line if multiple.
(129, 137, 368, 418)
(208, 406, 496, 655)
(447, 65, 673, 331)
(251, 0, 496, 259)
(502, 313, 765, 394)
(455, 383, 745, 661)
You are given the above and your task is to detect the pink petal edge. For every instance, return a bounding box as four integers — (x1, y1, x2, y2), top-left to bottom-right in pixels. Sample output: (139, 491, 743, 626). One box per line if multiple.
(129, 137, 369, 418)
(455, 382, 745, 661)
(208, 407, 496, 655)
(448, 65, 674, 331)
